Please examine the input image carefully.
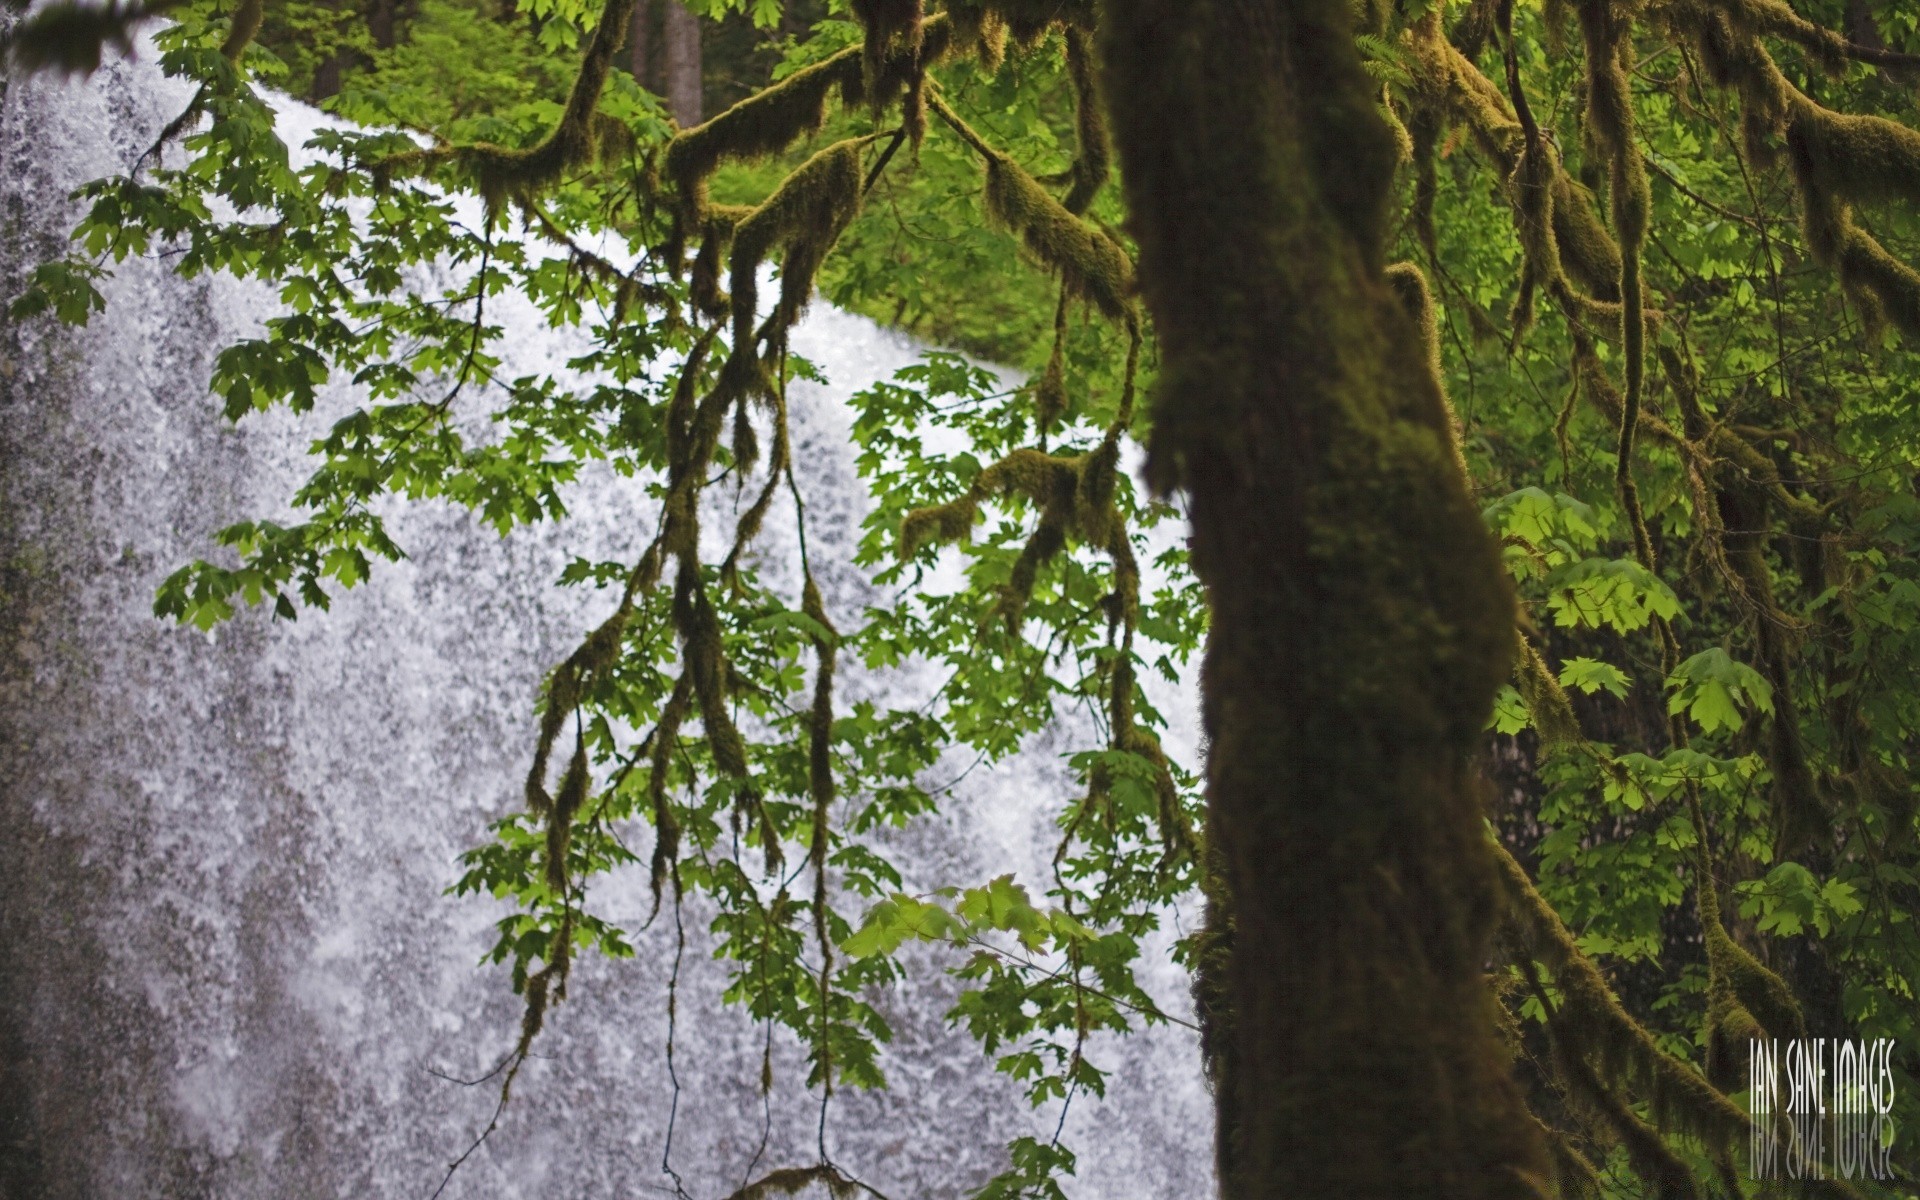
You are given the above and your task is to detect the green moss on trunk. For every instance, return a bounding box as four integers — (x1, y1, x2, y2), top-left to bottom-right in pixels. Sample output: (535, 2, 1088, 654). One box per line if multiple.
(1099, 1, 1550, 1194)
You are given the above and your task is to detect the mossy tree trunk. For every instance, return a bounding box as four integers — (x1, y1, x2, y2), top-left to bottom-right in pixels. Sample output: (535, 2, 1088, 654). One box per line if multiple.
(1098, 2, 1550, 1195)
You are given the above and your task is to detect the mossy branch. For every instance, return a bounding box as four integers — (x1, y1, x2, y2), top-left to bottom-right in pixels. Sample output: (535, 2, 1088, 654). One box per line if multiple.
(1408, 18, 1630, 342)
(217, 0, 261, 61)
(663, 12, 958, 235)
(801, 570, 839, 1096)
(664, 45, 864, 229)
(1709, 0, 1920, 71)
(723, 137, 873, 406)
(379, 0, 639, 209)
(1059, 27, 1112, 216)
(1495, 841, 1751, 1155)
(1671, 3, 1920, 336)
(928, 92, 1135, 320)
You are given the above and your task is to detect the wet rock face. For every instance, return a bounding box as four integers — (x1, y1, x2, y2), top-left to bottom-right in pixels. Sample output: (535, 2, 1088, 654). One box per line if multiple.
(0, 43, 1209, 1200)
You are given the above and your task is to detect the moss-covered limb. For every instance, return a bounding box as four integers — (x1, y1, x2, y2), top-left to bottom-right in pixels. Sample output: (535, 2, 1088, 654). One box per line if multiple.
(1550, 176, 1625, 303)
(1104, 0, 1550, 1193)
(1551, 274, 1629, 343)
(1406, 21, 1628, 329)
(852, 0, 927, 141)
(1674, 354, 1761, 586)
(382, 0, 638, 208)
(1572, 333, 1821, 539)
(904, 400, 1170, 855)
(670, 552, 782, 870)
(1571, 0, 1659, 576)
(898, 446, 1076, 555)
(1590, 311, 1827, 865)
(479, 898, 574, 1120)
(1495, 842, 1750, 1154)
(689, 204, 751, 319)
(1703, 0, 1920, 70)
(941, 1, 1007, 69)
(722, 138, 870, 403)
(1092, 488, 1190, 860)
(663, 331, 729, 565)
(1791, 103, 1920, 212)
(1034, 288, 1071, 435)
(1667, 5, 1920, 335)
(1514, 631, 1588, 753)
(662, 11, 958, 235)
(1515, 951, 1705, 1200)
(1385, 261, 1470, 478)
(1528, 1112, 1606, 1200)
(521, 545, 682, 957)
(1549, 1032, 1704, 1200)
(927, 92, 1135, 320)
(663, 44, 864, 229)
(904, 433, 1126, 628)
(853, 0, 924, 76)
(521, 200, 674, 318)
(525, 596, 637, 812)
(217, 0, 262, 61)
(1716, 489, 1829, 859)
(1679, 783, 1809, 1097)
(672, 556, 747, 781)
(664, 326, 719, 472)
(721, 390, 792, 587)
(545, 741, 590, 893)
(1797, 184, 1920, 337)
(1108, 671, 1194, 859)
(1410, 109, 1443, 262)
(1497, 0, 1565, 347)
(944, 0, 1095, 43)
(1114, 314, 1142, 427)
(1059, 27, 1112, 216)
(646, 670, 694, 915)
(652, 320, 785, 873)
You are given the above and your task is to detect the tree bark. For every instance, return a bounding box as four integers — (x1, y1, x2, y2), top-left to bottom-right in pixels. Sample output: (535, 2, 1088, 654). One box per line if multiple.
(629, 0, 653, 89)
(1098, 2, 1551, 1196)
(662, 0, 701, 128)
(1845, 0, 1884, 50)
(368, 0, 397, 50)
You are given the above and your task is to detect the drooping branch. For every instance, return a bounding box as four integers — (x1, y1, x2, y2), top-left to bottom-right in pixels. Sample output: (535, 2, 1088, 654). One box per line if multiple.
(1495, 843, 1751, 1153)
(1661, 0, 1920, 335)
(927, 93, 1134, 321)
(382, 0, 641, 208)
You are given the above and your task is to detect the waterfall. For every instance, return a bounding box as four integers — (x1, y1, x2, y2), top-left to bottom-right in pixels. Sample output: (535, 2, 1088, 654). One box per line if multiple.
(0, 42, 1210, 1200)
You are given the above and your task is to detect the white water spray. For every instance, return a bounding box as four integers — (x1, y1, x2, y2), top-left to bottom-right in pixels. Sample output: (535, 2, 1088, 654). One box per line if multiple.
(0, 44, 1211, 1199)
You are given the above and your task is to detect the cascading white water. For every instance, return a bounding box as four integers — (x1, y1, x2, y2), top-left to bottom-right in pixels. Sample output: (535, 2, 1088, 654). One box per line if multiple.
(0, 42, 1211, 1200)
